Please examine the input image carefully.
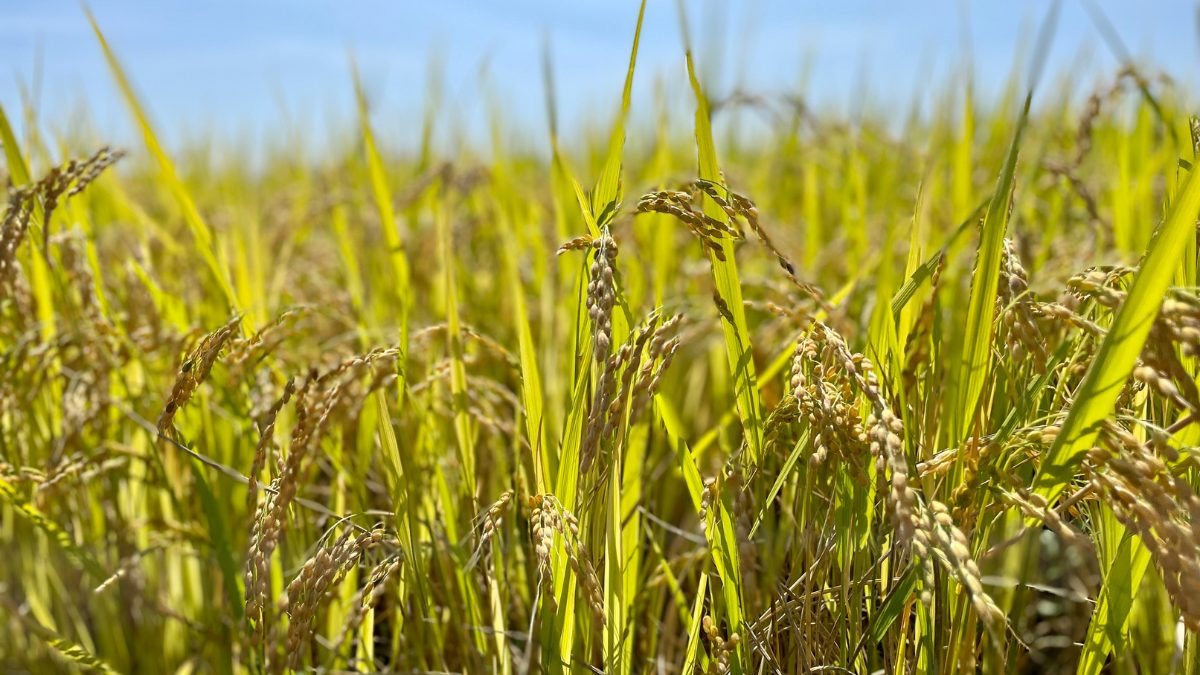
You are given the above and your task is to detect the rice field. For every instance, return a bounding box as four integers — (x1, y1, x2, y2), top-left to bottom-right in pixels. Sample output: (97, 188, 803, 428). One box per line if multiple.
(5, 4, 1200, 674)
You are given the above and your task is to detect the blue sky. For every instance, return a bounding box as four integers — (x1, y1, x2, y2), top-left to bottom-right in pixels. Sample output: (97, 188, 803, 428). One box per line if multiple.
(1, 1, 1198, 157)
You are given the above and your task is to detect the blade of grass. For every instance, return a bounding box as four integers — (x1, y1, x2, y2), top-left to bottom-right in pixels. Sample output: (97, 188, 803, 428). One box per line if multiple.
(951, 92, 1031, 443)
(373, 391, 429, 643)
(353, 61, 413, 354)
(680, 6, 764, 466)
(1077, 509, 1152, 675)
(189, 463, 242, 618)
(658, 395, 745, 674)
(86, 9, 242, 323)
(0, 104, 31, 184)
(437, 197, 477, 500)
(682, 574, 710, 674)
(591, 0, 646, 229)
(890, 197, 987, 322)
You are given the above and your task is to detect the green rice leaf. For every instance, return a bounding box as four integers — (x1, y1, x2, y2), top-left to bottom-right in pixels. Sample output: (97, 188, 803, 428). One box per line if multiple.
(86, 9, 242, 322)
(682, 33, 764, 468)
(952, 93, 1031, 442)
(590, 0, 646, 228)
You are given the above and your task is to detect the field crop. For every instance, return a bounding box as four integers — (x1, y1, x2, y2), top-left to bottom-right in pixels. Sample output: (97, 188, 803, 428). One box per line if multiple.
(4, 4, 1200, 674)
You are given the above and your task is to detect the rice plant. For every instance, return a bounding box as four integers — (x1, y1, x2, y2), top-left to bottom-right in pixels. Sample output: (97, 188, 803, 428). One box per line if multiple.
(5, 4, 1200, 674)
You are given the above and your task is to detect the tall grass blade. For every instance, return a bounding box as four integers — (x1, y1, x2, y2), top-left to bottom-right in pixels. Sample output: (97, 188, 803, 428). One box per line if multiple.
(86, 9, 241, 320)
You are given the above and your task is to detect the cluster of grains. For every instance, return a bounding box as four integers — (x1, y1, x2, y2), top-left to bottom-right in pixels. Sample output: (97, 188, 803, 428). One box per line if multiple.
(1024, 266, 1136, 374)
(469, 490, 513, 570)
(0, 188, 36, 291)
(601, 315, 655, 441)
(1063, 271, 1200, 417)
(529, 494, 558, 607)
(334, 553, 403, 655)
(642, 179, 830, 314)
(245, 347, 401, 646)
(800, 322, 1003, 626)
(635, 189, 741, 260)
(245, 377, 296, 520)
(586, 234, 618, 358)
(244, 390, 312, 646)
(1064, 266, 1131, 311)
(866, 403, 922, 551)
(284, 526, 388, 669)
(996, 239, 1045, 369)
(602, 313, 683, 440)
(527, 494, 604, 625)
(226, 305, 310, 374)
(924, 501, 1005, 626)
(1155, 293, 1200, 357)
(1030, 298, 1105, 344)
(692, 179, 795, 276)
(1043, 67, 1167, 231)
(702, 615, 740, 675)
(555, 234, 595, 256)
(1086, 427, 1200, 631)
(1133, 356, 1200, 417)
(0, 147, 123, 291)
(995, 488, 1089, 553)
(1136, 293, 1200, 415)
(788, 328, 868, 468)
(156, 315, 243, 436)
(581, 234, 619, 472)
(626, 314, 681, 422)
